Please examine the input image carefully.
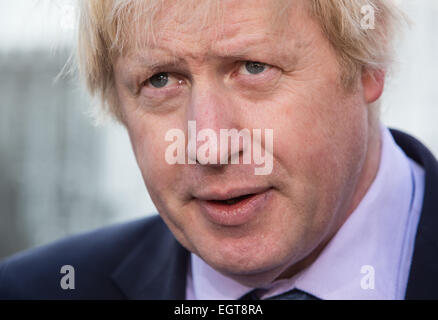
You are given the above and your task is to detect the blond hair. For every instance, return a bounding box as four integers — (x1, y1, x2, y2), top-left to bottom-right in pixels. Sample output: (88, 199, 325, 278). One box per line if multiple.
(75, 0, 406, 123)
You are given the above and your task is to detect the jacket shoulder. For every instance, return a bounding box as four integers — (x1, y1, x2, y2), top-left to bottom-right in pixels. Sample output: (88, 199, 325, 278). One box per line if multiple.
(0, 215, 165, 299)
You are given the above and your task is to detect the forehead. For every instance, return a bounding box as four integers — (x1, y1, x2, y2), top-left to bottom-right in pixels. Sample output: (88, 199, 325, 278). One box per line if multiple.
(119, 0, 306, 61)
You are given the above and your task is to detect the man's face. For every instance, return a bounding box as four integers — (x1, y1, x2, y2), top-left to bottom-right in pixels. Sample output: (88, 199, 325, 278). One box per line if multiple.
(114, 0, 373, 285)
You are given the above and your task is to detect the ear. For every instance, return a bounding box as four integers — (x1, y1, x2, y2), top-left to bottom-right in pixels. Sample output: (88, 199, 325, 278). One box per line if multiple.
(361, 68, 385, 104)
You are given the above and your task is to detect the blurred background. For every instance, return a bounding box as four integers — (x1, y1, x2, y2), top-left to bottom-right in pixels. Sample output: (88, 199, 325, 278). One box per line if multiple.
(0, 0, 437, 260)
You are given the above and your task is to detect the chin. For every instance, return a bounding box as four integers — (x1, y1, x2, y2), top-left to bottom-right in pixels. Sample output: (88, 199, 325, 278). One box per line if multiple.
(200, 237, 295, 281)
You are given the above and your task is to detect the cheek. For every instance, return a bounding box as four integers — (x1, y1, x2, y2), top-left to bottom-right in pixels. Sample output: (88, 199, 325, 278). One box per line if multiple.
(276, 75, 365, 167)
(286, 102, 365, 183)
(265, 82, 368, 213)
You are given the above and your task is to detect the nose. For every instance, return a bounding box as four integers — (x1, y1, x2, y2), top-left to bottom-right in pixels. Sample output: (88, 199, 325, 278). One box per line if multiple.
(186, 82, 243, 166)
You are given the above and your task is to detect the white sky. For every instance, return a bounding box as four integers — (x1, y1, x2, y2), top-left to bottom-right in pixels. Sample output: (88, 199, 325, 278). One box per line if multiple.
(0, 0, 75, 51)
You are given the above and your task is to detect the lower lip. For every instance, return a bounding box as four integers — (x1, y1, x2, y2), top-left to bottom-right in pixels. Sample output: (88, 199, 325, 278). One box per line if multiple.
(197, 189, 273, 226)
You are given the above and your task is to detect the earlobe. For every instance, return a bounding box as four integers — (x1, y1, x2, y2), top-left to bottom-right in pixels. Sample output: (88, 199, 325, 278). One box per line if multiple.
(362, 68, 385, 104)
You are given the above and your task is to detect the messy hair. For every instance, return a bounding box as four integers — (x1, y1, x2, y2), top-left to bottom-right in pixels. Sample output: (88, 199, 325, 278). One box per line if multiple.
(76, 0, 406, 123)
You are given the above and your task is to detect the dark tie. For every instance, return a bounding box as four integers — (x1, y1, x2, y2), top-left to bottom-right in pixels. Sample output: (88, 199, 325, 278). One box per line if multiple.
(239, 288, 319, 300)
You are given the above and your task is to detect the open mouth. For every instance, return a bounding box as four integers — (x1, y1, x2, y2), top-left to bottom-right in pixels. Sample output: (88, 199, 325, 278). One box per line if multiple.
(196, 188, 273, 226)
(208, 193, 255, 205)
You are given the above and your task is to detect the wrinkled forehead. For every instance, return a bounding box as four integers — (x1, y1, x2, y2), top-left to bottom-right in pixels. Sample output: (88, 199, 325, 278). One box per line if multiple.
(113, 0, 300, 58)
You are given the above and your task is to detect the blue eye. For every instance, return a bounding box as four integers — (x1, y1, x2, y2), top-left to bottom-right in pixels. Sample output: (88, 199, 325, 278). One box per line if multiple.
(245, 61, 266, 74)
(149, 72, 169, 88)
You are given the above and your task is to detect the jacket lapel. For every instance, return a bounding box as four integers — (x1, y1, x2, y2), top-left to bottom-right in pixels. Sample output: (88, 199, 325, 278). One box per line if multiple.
(110, 217, 189, 299)
(391, 129, 438, 299)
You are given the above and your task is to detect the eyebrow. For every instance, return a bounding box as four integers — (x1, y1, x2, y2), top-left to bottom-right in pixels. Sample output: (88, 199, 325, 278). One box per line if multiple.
(126, 33, 298, 71)
(130, 53, 185, 70)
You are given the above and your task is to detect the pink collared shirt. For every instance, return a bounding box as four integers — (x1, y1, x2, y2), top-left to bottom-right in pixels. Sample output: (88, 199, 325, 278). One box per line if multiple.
(185, 126, 425, 300)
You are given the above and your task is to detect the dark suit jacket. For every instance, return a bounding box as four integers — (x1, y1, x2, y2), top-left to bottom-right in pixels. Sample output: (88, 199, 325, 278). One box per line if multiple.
(0, 129, 437, 299)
